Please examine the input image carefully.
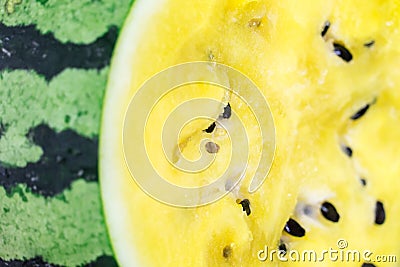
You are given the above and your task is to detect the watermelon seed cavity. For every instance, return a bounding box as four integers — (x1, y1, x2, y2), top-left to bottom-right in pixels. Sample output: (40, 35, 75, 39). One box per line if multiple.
(360, 178, 367, 187)
(205, 142, 220, 154)
(208, 50, 215, 61)
(248, 18, 262, 28)
(361, 263, 376, 267)
(302, 204, 313, 216)
(223, 245, 232, 258)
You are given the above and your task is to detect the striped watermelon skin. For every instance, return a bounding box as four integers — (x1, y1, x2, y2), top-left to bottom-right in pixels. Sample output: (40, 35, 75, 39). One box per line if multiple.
(0, 0, 133, 266)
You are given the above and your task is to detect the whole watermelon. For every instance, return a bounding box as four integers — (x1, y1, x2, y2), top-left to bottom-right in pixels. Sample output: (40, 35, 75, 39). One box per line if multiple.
(0, 0, 133, 266)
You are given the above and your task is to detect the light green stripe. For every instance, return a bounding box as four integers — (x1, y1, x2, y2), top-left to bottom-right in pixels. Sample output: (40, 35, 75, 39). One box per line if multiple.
(0, 180, 112, 266)
(0, 0, 133, 44)
(0, 68, 107, 167)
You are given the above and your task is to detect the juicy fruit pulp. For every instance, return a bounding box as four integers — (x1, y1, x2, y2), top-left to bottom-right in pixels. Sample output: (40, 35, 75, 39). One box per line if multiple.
(100, 0, 400, 266)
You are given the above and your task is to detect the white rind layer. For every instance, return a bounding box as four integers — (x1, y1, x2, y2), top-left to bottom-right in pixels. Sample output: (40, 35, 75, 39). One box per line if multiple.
(99, 1, 167, 266)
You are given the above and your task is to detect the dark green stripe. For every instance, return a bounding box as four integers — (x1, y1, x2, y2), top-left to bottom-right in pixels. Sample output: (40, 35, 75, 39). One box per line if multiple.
(0, 255, 118, 267)
(0, 23, 117, 80)
(0, 124, 98, 197)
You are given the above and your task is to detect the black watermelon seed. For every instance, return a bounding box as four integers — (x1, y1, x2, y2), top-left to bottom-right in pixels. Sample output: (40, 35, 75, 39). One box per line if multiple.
(238, 199, 251, 216)
(223, 245, 232, 258)
(278, 243, 287, 254)
(204, 122, 216, 133)
(351, 104, 370, 120)
(284, 218, 305, 237)
(333, 43, 353, 62)
(320, 201, 340, 222)
(375, 201, 386, 225)
(364, 41, 375, 48)
(321, 21, 330, 37)
(342, 146, 353, 157)
(361, 263, 376, 267)
(221, 103, 232, 119)
(360, 178, 367, 187)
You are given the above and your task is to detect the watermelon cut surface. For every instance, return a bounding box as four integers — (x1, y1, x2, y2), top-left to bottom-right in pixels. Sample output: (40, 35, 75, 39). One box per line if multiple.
(100, 0, 400, 266)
